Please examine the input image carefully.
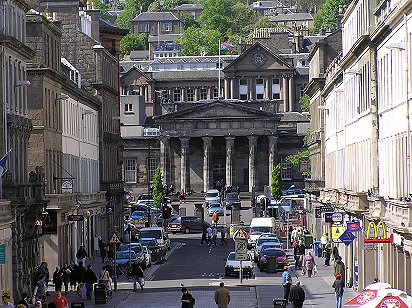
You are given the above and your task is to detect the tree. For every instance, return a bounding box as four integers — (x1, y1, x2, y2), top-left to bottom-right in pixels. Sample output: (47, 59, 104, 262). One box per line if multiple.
(229, 2, 256, 34)
(313, 0, 351, 33)
(286, 130, 310, 177)
(116, 0, 139, 30)
(152, 167, 164, 207)
(87, 0, 110, 20)
(198, 0, 235, 36)
(253, 16, 275, 29)
(120, 33, 148, 58)
(300, 94, 310, 112)
(180, 26, 220, 56)
(181, 13, 200, 30)
(271, 164, 283, 200)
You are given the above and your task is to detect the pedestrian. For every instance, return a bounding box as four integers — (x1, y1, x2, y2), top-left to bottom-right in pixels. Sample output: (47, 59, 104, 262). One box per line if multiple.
(98, 236, 106, 263)
(33, 275, 47, 304)
(200, 225, 208, 246)
(332, 245, 339, 261)
(324, 242, 332, 266)
(293, 239, 306, 270)
(98, 266, 110, 286)
(53, 267, 63, 291)
(60, 264, 70, 294)
(1, 292, 14, 308)
(51, 290, 69, 308)
(76, 246, 88, 264)
(334, 256, 345, 283)
(212, 226, 218, 246)
(35, 301, 42, 308)
(82, 264, 98, 300)
(130, 260, 145, 291)
(207, 225, 212, 245)
(288, 225, 294, 245)
(373, 277, 379, 283)
(74, 261, 86, 296)
(333, 273, 344, 308)
(281, 266, 292, 303)
(181, 287, 195, 308)
(212, 212, 219, 226)
(181, 190, 186, 203)
(220, 226, 228, 246)
(68, 260, 76, 291)
(304, 251, 316, 277)
(289, 281, 305, 308)
(17, 292, 30, 307)
(320, 233, 329, 257)
(214, 282, 230, 308)
(36, 262, 50, 296)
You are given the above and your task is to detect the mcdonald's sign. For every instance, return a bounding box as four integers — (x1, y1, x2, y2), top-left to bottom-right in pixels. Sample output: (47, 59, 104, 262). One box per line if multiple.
(364, 221, 391, 243)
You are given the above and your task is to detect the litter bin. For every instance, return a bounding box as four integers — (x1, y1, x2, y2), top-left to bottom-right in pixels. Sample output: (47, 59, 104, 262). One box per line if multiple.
(71, 302, 85, 308)
(266, 257, 277, 273)
(303, 234, 313, 248)
(313, 241, 321, 257)
(273, 298, 287, 308)
(94, 283, 107, 304)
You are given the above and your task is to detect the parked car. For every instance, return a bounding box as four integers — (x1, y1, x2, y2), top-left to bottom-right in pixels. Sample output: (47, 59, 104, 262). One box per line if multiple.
(254, 237, 282, 261)
(255, 241, 283, 263)
(130, 210, 148, 220)
(139, 238, 166, 263)
(115, 250, 137, 276)
(204, 189, 221, 203)
(168, 216, 209, 234)
(225, 192, 240, 209)
(139, 226, 171, 250)
(224, 252, 254, 278)
(137, 194, 153, 201)
(118, 243, 151, 268)
(259, 248, 288, 271)
(208, 204, 224, 216)
(155, 213, 180, 227)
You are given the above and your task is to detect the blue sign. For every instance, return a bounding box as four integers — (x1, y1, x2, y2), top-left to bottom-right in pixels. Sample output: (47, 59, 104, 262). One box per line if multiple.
(339, 230, 356, 246)
(347, 221, 361, 232)
(0, 244, 6, 264)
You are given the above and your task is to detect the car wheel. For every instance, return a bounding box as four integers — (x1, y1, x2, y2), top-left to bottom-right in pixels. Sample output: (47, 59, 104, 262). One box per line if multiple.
(184, 227, 190, 234)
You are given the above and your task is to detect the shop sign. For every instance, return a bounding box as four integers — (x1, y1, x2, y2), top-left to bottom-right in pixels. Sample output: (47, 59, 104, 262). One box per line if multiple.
(339, 230, 356, 246)
(391, 233, 403, 247)
(364, 221, 390, 243)
(0, 244, 5, 264)
(315, 204, 335, 218)
(331, 212, 344, 224)
(42, 210, 58, 235)
(323, 212, 334, 223)
(347, 221, 361, 232)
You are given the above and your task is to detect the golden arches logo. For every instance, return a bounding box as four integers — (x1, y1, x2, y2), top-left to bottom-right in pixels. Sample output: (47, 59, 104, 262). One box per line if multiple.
(366, 222, 377, 239)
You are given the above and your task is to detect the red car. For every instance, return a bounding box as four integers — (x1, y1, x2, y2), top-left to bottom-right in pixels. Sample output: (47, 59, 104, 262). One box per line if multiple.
(259, 248, 288, 271)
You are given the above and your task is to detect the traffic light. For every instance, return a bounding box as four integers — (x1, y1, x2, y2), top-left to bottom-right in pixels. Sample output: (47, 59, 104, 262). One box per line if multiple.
(162, 205, 171, 219)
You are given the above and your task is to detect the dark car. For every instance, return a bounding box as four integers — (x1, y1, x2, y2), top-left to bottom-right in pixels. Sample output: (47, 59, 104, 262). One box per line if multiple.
(225, 192, 240, 209)
(139, 238, 166, 263)
(118, 243, 147, 267)
(168, 216, 209, 234)
(259, 248, 288, 271)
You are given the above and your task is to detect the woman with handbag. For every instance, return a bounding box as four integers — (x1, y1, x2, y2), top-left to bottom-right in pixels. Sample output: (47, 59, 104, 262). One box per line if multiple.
(304, 251, 316, 277)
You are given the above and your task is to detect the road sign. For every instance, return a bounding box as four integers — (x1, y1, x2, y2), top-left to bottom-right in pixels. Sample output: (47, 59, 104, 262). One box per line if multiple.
(110, 232, 121, 244)
(347, 221, 361, 232)
(233, 228, 248, 241)
(67, 215, 84, 222)
(339, 230, 356, 246)
(235, 240, 248, 261)
(331, 226, 345, 240)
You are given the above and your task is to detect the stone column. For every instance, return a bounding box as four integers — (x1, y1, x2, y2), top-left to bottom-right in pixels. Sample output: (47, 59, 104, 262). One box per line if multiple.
(202, 137, 212, 192)
(249, 78, 254, 100)
(248, 135, 257, 192)
(264, 77, 269, 100)
(283, 77, 289, 112)
(224, 79, 229, 99)
(160, 136, 170, 186)
(181, 88, 185, 102)
(225, 136, 235, 187)
(268, 135, 278, 185)
(180, 137, 190, 192)
(230, 78, 235, 99)
(208, 87, 212, 100)
(289, 77, 294, 111)
(194, 88, 199, 102)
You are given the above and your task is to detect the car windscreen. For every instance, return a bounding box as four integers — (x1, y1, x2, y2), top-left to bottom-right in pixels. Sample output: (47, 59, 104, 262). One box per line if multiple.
(118, 244, 142, 253)
(170, 217, 181, 224)
(250, 227, 271, 233)
(257, 238, 279, 246)
(140, 239, 157, 247)
(210, 205, 221, 209)
(262, 249, 284, 257)
(261, 242, 282, 249)
(226, 194, 238, 201)
(206, 192, 219, 198)
(117, 251, 136, 259)
(140, 230, 162, 239)
(131, 211, 147, 216)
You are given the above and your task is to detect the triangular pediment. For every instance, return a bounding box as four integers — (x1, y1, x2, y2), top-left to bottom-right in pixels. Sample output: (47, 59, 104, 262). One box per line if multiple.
(120, 66, 152, 86)
(224, 42, 292, 72)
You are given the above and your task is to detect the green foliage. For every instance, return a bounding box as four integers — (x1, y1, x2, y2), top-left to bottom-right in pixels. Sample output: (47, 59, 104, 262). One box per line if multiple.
(147, 0, 161, 11)
(180, 26, 220, 55)
(271, 164, 283, 200)
(152, 167, 164, 207)
(116, 0, 139, 30)
(88, 0, 110, 20)
(313, 0, 351, 33)
(230, 2, 257, 34)
(199, 0, 235, 36)
(181, 13, 200, 29)
(300, 94, 310, 112)
(120, 33, 148, 58)
(286, 129, 311, 177)
(253, 16, 275, 29)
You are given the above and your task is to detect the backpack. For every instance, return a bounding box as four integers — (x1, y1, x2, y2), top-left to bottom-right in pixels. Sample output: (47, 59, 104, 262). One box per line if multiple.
(190, 295, 195, 306)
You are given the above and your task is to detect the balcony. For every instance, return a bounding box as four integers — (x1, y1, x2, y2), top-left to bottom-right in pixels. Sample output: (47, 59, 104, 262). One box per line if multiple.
(47, 191, 107, 210)
(0, 200, 13, 223)
(384, 201, 412, 228)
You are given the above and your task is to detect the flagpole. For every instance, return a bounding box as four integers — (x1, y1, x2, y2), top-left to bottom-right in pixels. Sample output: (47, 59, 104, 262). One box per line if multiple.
(218, 40, 221, 99)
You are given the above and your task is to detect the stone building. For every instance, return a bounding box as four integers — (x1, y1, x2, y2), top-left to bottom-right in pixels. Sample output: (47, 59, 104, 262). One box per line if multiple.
(131, 12, 182, 36)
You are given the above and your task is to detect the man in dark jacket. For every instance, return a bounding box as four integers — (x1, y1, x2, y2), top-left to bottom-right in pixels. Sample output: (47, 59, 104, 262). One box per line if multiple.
(289, 281, 305, 308)
(82, 265, 97, 300)
(200, 225, 208, 246)
(333, 273, 344, 308)
(130, 260, 144, 291)
(293, 240, 306, 270)
(76, 246, 88, 264)
(334, 256, 345, 283)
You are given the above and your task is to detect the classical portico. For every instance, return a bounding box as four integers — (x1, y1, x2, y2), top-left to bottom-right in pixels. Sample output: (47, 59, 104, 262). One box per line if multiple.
(155, 100, 286, 192)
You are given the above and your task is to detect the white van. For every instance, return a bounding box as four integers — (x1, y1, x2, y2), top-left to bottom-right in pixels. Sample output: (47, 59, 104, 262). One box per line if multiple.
(139, 227, 170, 250)
(248, 217, 276, 248)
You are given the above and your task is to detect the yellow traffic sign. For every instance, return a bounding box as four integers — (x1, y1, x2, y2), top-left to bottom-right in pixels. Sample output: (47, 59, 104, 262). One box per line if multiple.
(233, 228, 248, 241)
(110, 232, 121, 244)
(331, 226, 345, 240)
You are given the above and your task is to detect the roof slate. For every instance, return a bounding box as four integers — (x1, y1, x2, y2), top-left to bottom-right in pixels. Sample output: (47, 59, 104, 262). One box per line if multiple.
(133, 11, 179, 22)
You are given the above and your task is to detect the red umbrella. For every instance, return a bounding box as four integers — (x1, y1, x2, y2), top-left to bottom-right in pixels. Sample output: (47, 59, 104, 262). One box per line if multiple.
(345, 289, 379, 306)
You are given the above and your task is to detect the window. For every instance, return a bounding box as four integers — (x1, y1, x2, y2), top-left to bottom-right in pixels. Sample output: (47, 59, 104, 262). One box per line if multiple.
(299, 86, 305, 98)
(138, 23, 149, 32)
(162, 22, 172, 32)
(125, 159, 137, 183)
(239, 79, 248, 100)
(213, 88, 219, 99)
(200, 88, 207, 100)
(173, 89, 181, 102)
(281, 157, 292, 180)
(124, 103, 133, 113)
(256, 78, 264, 100)
(272, 78, 280, 100)
(148, 158, 159, 181)
(143, 128, 160, 136)
(187, 88, 194, 102)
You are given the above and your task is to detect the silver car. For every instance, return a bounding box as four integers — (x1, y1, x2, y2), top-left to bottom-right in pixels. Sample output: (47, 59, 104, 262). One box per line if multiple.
(208, 204, 224, 216)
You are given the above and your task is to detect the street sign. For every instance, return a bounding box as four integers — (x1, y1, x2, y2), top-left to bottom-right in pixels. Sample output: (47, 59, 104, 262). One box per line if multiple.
(331, 226, 345, 240)
(339, 230, 356, 246)
(0, 244, 6, 264)
(332, 212, 344, 223)
(315, 204, 335, 218)
(67, 215, 84, 222)
(110, 232, 121, 244)
(235, 240, 248, 261)
(233, 228, 248, 241)
(323, 212, 334, 223)
(347, 221, 361, 232)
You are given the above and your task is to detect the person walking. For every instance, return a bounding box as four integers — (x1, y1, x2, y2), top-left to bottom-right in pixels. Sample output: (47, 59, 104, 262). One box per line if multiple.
(181, 287, 195, 308)
(220, 226, 228, 246)
(212, 226, 218, 246)
(37, 262, 50, 296)
(334, 256, 346, 283)
(131, 260, 145, 291)
(60, 265, 70, 294)
(320, 233, 329, 257)
(52, 267, 63, 292)
(304, 251, 316, 277)
(51, 291, 69, 308)
(333, 273, 344, 308)
(281, 266, 292, 303)
(293, 239, 306, 270)
(200, 225, 208, 246)
(68, 260, 76, 292)
(207, 225, 212, 245)
(82, 264, 98, 300)
(214, 282, 230, 308)
(289, 281, 305, 308)
(212, 212, 219, 226)
(33, 275, 47, 304)
(98, 236, 106, 263)
(74, 261, 86, 296)
(324, 242, 332, 266)
(76, 246, 88, 264)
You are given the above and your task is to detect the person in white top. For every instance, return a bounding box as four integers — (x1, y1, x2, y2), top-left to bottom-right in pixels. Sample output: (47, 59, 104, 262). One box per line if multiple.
(320, 233, 329, 257)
